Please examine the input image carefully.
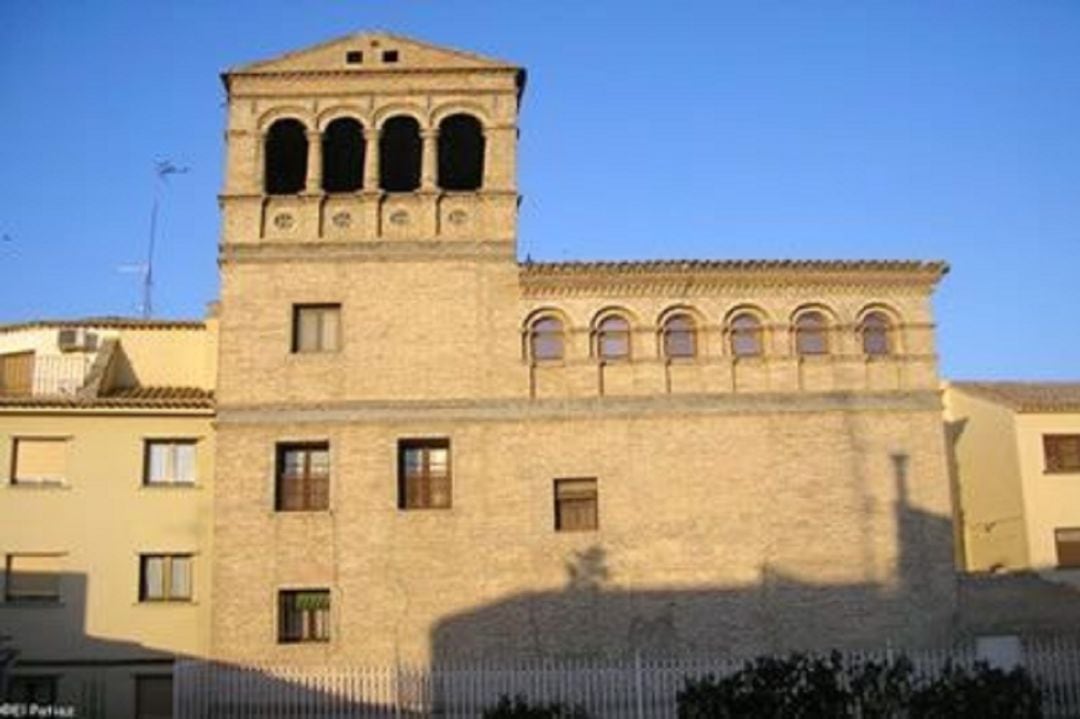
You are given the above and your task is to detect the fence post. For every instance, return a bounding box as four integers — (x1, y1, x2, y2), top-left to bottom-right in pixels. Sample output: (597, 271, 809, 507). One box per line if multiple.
(634, 650, 645, 719)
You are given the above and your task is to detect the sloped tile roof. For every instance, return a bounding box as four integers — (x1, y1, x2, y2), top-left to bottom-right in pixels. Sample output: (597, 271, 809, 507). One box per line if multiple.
(0, 317, 205, 333)
(0, 387, 214, 410)
(951, 382, 1080, 413)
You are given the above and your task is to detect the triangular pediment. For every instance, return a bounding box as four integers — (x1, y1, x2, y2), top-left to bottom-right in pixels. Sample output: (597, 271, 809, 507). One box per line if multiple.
(230, 32, 518, 74)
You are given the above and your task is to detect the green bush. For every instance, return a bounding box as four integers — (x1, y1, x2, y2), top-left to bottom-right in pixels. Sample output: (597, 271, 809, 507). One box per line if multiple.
(481, 693, 590, 719)
(677, 652, 1042, 719)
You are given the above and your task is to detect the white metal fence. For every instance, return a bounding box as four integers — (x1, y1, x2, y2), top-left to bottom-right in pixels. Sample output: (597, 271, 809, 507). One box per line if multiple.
(175, 637, 1080, 718)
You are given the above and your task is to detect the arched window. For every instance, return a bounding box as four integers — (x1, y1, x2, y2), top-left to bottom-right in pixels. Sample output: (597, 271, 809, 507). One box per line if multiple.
(860, 311, 893, 356)
(379, 116, 421, 192)
(322, 118, 365, 192)
(596, 315, 631, 360)
(529, 316, 564, 361)
(662, 314, 696, 358)
(265, 119, 308, 195)
(437, 114, 484, 191)
(795, 311, 829, 356)
(730, 313, 764, 357)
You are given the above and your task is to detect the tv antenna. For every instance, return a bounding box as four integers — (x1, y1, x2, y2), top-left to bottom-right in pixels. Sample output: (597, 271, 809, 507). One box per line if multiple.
(124, 160, 189, 318)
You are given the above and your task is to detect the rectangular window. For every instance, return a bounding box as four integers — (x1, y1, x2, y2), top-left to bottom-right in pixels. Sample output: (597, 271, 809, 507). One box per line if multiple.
(4, 554, 62, 603)
(275, 443, 330, 511)
(398, 439, 451, 509)
(143, 440, 197, 485)
(0, 351, 34, 397)
(292, 304, 341, 353)
(554, 478, 599, 532)
(1055, 528, 1080, 569)
(134, 675, 172, 719)
(139, 554, 192, 601)
(11, 438, 68, 485)
(278, 589, 330, 643)
(1045, 435, 1080, 473)
(5, 676, 58, 705)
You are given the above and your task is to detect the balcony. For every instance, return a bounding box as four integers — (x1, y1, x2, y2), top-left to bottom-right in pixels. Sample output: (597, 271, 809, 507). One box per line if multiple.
(0, 353, 92, 398)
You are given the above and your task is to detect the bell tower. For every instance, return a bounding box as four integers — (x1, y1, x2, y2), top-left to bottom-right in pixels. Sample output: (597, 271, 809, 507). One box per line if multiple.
(219, 32, 524, 250)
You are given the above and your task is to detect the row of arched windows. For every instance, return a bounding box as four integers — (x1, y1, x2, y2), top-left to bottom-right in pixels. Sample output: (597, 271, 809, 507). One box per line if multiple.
(264, 113, 485, 195)
(525, 308, 899, 362)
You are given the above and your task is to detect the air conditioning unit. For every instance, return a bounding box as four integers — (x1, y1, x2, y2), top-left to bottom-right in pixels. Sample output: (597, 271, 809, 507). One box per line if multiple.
(57, 327, 98, 352)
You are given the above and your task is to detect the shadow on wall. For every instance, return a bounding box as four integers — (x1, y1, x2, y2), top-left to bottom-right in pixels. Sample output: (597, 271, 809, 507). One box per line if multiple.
(430, 465, 959, 662)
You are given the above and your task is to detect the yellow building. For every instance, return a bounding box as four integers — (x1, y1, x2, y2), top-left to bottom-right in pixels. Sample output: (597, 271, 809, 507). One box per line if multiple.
(945, 381, 1080, 573)
(0, 318, 216, 718)
(210, 32, 957, 668)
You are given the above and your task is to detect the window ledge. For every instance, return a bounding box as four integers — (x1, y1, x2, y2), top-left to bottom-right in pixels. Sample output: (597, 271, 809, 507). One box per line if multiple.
(1044, 470, 1080, 476)
(0, 600, 65, 609)
(6, 482, 71, 491)
(141, 483, 200, 490)
(135, 600, 198, 607)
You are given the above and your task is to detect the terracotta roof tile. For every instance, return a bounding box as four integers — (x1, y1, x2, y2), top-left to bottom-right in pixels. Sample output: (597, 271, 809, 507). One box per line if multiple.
(0, 317, 205, 333)
(0, 386, 214, 410)
(951, 382, 1080, 413)
(520, 259, 949, 275)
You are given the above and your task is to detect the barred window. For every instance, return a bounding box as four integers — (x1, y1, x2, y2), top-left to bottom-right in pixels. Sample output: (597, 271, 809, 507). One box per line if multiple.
(278, 589, 330, 643)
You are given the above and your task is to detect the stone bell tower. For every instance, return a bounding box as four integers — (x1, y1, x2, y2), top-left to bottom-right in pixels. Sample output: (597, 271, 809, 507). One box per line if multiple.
(219, 32, 524, 249)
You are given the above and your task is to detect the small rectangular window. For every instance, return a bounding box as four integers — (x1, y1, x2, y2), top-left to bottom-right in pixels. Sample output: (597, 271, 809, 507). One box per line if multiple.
(292, 304, 341, 353)
(554, 478, 599, 532)
(4, 554, 62, 603)
(135, 675, 172, 719)
(0, 351, 34, 397)
(5, 676, 58, 705)
(143, 440, 197, 485)
(276, 443, 330, 511)
(11, 437, 68, 485)
(139, 554, 193, 601)
(1045, 435, 1080, 473)
(278, 589, 330, 643)
(398, 439, 451, 509)
(1055, 528, 1080, 568)
(382, 50, 399, 63)
(345, 50, 363, 64)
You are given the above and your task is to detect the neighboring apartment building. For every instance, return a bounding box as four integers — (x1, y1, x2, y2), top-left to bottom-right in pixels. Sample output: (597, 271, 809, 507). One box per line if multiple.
(211, 32, 957, 667)
(944, 381, 1080, 574)
(0, 318, 216, 718)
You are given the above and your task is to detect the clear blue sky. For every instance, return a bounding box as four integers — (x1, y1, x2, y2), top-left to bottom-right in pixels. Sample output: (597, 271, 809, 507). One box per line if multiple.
(1, 2, 1077, 380)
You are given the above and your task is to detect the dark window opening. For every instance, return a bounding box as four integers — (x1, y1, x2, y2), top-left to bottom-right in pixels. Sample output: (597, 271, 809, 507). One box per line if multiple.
(1045, 435, 1080, 473)
(398, 439, 451, 509)
(264, 119, 308, 195)
(278, 589, 330, 643)
(730, 313, 764, 357)
(438, 114, 485, 191)
(382, 50, 399, 63)
(275, 443, 330, 511)
(861, 311, 892, 356)
(1055, 528, 1080, 568)
(379, 116, 421, 192)
(555, 478, 598, 532)
(530, 316, 564, 361)
(662, 314, 696, 358)
(795, 311, 829, 356)
(345, 50, 363, 64)
(597, 316, 631, 360)
(322, 118, 365, 193)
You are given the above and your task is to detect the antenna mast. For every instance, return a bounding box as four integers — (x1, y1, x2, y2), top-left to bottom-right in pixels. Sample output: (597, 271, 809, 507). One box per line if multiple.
(142, 160, 188, 318)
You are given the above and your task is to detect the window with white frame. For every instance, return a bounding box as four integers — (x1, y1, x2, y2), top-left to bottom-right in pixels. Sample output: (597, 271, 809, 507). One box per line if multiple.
(143, 440, 197, 485)
(139, 554, 193, 601)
